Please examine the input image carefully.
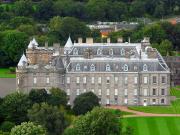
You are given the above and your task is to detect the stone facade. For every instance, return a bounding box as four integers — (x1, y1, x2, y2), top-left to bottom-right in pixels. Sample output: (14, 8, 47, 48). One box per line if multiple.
(16, 37, 170, 106)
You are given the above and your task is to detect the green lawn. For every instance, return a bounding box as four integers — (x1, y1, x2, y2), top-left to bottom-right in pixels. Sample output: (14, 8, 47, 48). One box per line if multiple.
(122, 117, 180, 135)
(171, 86, 180, 98)
(0, 68, 16, 78)
(107, 108, 134, 116)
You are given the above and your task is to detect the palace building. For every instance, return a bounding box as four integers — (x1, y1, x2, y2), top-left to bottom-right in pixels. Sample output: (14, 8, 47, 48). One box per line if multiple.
(16, 37, 170, 106)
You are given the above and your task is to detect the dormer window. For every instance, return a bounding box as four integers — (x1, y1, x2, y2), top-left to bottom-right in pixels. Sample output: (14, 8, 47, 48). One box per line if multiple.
(90, 64, 95, 71)
(143, 64, 148, 71)
(123, 64, 128, 71)
(76, 64, 80, 71)
(106, 64, 111, 71)
(73, 48, 78, 55)
(109, 49, 113, 55)
(121, 48, 125, 56)
(97, 49, 102, 55)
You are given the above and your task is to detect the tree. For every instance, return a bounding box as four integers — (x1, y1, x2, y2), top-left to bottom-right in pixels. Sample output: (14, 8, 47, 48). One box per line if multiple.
(59, 17, 91, 42)
(28, 103, 68, 135)
(48, 87, 68, 107)
(0, 121, 15, 132)
(10, 122, 45, 135)
(0, 30, 29, 66)
(49, 16, 62, 32)
(14, 0, 34, 16)
(65, 107, 121, 135)
(129, 1, 146, 17)
(28, 89, 49, 104)
(0, 92, 31, 124)
(73, 92, 99, 115)
(17, 24, 37, 36)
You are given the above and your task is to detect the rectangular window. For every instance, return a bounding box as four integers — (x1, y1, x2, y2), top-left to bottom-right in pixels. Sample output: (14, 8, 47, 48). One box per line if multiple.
(67, 77, 70, 84)
(91, 89, 94, 93)
(153, 89, 156, 96)
(124, 77, 128, 84)
(84, 89, 86, 93)
(144, 77, 148, 84)
(124, 98, 128, 104)
(91, 77, 95, 84)
(46, 77, 49, 84)
(83, 77, 86, 84)
(134, 77, 138, 84)
(115, 77, 118, 84)
(134, 89, 137, 96)
(67, 89, 70, 96)
(115, 89, 118, 96)
(106, 99, 110, 105)
(76, 89, 80, 95)
(17, 78, 19, 85)
(98, 77, 101, 84)
(161, 89, 165, 95)
(33, 77, 37, 84)
(107, 89, 110, 95)
(124, 89, 128, 96)
(153, 76, 157, 84)
(144, 89, 147, 96)
(152, 99, 156, 104)
(76, 77, 80, 84)
(106, 77, 110, 84)
(162, 76, 166, 83)
(98, 89, 101, 96)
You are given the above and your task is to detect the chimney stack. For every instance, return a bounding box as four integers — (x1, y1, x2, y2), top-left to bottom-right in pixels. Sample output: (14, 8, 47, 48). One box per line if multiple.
(107, 38, 111, 43)
(78, 37, 83, 43)
(45, 42, 48, 49)
(117, 37, 123, 43)
(86, 37, 93, 44)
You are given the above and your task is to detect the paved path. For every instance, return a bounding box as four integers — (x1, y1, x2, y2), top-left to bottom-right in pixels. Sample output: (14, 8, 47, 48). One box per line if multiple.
(107, 105, 180, 117)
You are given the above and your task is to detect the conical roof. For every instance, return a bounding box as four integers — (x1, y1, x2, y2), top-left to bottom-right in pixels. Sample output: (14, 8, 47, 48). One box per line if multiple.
(65, 36, 73, 48)
(28, 41, 33, 49)
(18, 54, 28, 67)
(31, 38, 38, 47)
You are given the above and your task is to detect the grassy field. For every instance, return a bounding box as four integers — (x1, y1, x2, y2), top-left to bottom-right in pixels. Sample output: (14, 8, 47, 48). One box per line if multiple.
(171, 86, 180, 98)
(122, 117, 180, 135)
(0, 68, 16, 78)
(107, 108, 134, 116)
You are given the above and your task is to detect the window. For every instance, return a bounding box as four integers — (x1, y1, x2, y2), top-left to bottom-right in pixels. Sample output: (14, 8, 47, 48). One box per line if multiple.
(109, 49, 113, 55)
(152, 99, 156, 104)
(67, 89, 70, 96)
(67, 100, 70, 105)
(124, 77, 128, 84)
(115, 89, 118, 96)
(76, 89, 80, 95)
(124, 98, 128, 104)
(144, 77, 148, 84)
(107, 89, 110, 95)
(73, 48, 78, 55)
(97, 49, 102, 55)
(76, 64, 80, 71)
(83, 77, 86, 84)
(33, 77, 37, 84)
(144, 89, 147, 96)
(161, 89, 165, 95)
(17, 78, 20, 85)
(98, 89, 102, 96)
(143, 64, 148, 71)
(106, 77, 110, 84)
(91, 77, 95, 84)
(162, 76, 166, 83)
(76, 77, 80, 84)
(134, 77, 138, 84)
(90, 64, 95, 71)
(123, 64, 128, 71)
(153, 88, 156, 96)
(98, 77, 101, 84)
(121, 48, 125, 56)
(84, 89, 86, 93)
(134, 89, 137, 96)
(115, 77, 118, 84)
(124, 89, 128, 96)
(91, 89, 94, 93)
(67, 77, 70, 84)
(106, 99, 110, 105)
(106, 64, 111, 71)
(152, 76, 157, 83)
(46, 77, 49, 84)
(161, 99, 165, 104)
(134, 99, 137, 104)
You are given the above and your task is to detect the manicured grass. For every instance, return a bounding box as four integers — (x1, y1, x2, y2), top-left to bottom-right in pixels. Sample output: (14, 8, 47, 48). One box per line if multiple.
(128, 99, 180, 114)
(122, 117, 180, 135)
(0, 68, 16, 78)
(171, 86, 180, 98)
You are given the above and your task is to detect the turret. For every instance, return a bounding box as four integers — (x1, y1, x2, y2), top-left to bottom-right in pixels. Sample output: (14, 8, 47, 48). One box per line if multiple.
(64, 36, 73, 54)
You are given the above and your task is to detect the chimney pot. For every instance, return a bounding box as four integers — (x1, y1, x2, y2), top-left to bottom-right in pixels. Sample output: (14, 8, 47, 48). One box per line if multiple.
(86, 37, 93, 44)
